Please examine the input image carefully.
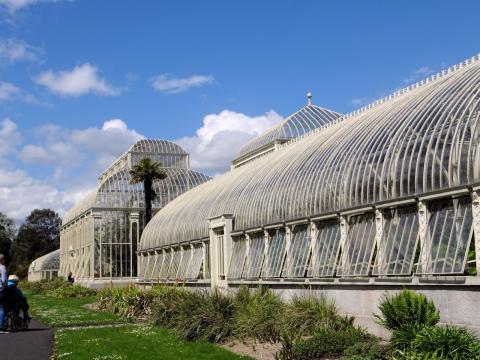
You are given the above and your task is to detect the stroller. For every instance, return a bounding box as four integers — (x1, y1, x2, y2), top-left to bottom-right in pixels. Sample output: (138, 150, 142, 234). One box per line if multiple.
(1, 280, 30, 331)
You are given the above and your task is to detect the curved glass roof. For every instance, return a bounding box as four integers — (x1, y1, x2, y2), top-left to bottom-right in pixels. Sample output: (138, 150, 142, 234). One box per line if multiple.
(63, 139, 211, 225)
(130, 139, 187, 154)
(63, 168, 210, 224)
(234, 104, 341, 161)
(29, 249, 60, 272)
(140, 55, 480, 250)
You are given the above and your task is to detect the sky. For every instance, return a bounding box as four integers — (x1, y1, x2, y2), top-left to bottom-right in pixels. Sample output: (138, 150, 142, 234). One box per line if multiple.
(0, 0, 479, 222)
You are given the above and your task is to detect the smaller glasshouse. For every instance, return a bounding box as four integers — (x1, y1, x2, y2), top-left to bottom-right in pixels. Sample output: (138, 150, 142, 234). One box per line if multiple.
(59, 139, 211, 287)
(28, 249, 60, 282)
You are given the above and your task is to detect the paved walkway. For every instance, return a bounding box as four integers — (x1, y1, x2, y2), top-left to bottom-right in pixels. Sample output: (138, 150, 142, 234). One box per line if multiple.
(0, 319, 53, 360)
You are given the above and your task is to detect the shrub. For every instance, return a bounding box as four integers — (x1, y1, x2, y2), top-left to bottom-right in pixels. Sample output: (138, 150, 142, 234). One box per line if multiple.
(411, 325, 480, 360)
(342, 341, 383, 360)
(20, 278, 66, 295)
(234, 286, 285, 343)
(171, 288, 235, 342)
(390, 324, 426, 352)
(149, 286, 192, 326)
(275, 326, 375, 360)
(391, 349, 442, 359)
(376, 289, 439, 331)
(47, 284, 96, 298)
(96, 286, 169, 319)
(282, 293, 338, 338)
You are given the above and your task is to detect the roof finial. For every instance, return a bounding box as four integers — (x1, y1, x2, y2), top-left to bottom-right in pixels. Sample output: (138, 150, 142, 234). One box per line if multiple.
(307, 92, 312, 105)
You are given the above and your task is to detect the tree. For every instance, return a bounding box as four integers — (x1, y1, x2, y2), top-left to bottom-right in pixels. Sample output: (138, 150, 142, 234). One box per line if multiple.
(129, 158, 167, 224)
(9, 209, 62, 278)
(0, 212, 15, 265)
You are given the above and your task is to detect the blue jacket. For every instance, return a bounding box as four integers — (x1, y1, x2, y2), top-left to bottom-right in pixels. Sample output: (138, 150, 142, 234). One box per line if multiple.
(7, 281, 23, 298)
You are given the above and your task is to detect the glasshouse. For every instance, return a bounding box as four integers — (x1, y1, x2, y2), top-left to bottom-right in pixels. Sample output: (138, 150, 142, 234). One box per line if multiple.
(59, 139, 211, 286)
(138, 55, 480, 334)
(28, 249, 60, 282)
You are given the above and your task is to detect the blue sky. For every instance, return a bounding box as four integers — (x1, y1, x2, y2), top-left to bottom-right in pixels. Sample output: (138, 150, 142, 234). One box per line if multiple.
(0, 0, 479, 221)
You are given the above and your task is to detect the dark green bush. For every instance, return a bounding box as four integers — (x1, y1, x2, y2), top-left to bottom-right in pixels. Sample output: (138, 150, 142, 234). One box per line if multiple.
(391, 349, 442, 359)
(342, 341, 383, 359)
(234, 286, 285, 343)
(170, 288, 235, 342)
(282, 293, 338, 338)
(275, 326, 375, 360)
(149, 286, 191, 326)
(411, 325, 480, 360)
(20, 278, 66, 295)
(390, 324, 426, 352)
(96, 285, 174, 319)
(376, 289, 439, 331)
(47, 284, 97, 298)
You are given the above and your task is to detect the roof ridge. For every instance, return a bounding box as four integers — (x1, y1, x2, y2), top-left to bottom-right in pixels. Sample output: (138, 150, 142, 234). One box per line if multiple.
(234, 103, 341, 160)
(279, 52, 480, 150)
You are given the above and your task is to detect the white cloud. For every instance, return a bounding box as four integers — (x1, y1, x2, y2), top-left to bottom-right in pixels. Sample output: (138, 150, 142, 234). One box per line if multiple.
(0, 118, 21, 157)
(19, 118, 143, 168)
(18, 144, 51, 163)
(176, 109, 282, 174)
(403, 66, 435, 84)
(0, 81, 47, 105)
(0, 0, 36, 12)
(34, 63, 120, 97)
(0, 168, 77, 221)
(0, 0, 66, 13)
(0, 38, 40, 64)
(150, 74, 215, 94)
(0, 81, 21, 101)
(0, 118, 144, 222)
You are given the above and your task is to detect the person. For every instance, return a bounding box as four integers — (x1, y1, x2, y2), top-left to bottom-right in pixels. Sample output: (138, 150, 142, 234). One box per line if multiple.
(67, 272, 74, 284)
(0, 254, 7, 333)
(5, 275, 30, 321)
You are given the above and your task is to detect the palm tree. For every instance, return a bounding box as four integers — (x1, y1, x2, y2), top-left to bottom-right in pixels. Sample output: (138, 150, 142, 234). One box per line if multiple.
(129, 158, 167, 224)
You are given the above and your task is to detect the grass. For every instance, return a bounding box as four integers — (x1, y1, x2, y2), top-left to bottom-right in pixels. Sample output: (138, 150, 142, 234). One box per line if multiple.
(26, 290, 247, 359)
(55, 325, 249, 360)
(26, 291, 124, 327)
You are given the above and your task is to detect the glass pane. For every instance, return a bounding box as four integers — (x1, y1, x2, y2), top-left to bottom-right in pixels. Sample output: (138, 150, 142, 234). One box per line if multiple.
(185, 244, 204, 279)
(339, 212, 376, 277)
(139, 253, 147, 279)
(261, 228, 287, 278)
(177, 246, 192, 280)
(244, 232, 265, 278)
(159, 250, 171, 279)
(417, 196, 473, 274)
(168, 248, 182, 279)
(282, 225, 310, 278)
(151, 251, 163, 280)
(227, 236, 247, 279)
(309, 219, 341, 277)
(131, 222, 137, 277)
(374, 205, 419, 276)
(144, 252, 156, 279)
(204, 241, 210, 279)
(101, 245, 111, 278)
(217, 234, 225, 277)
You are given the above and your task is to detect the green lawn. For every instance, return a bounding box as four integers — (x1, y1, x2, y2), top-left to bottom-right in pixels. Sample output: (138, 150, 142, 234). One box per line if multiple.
(26, 291, 124, 327)
(26, 291, 247, 359)
(55, 325, 248, 360)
